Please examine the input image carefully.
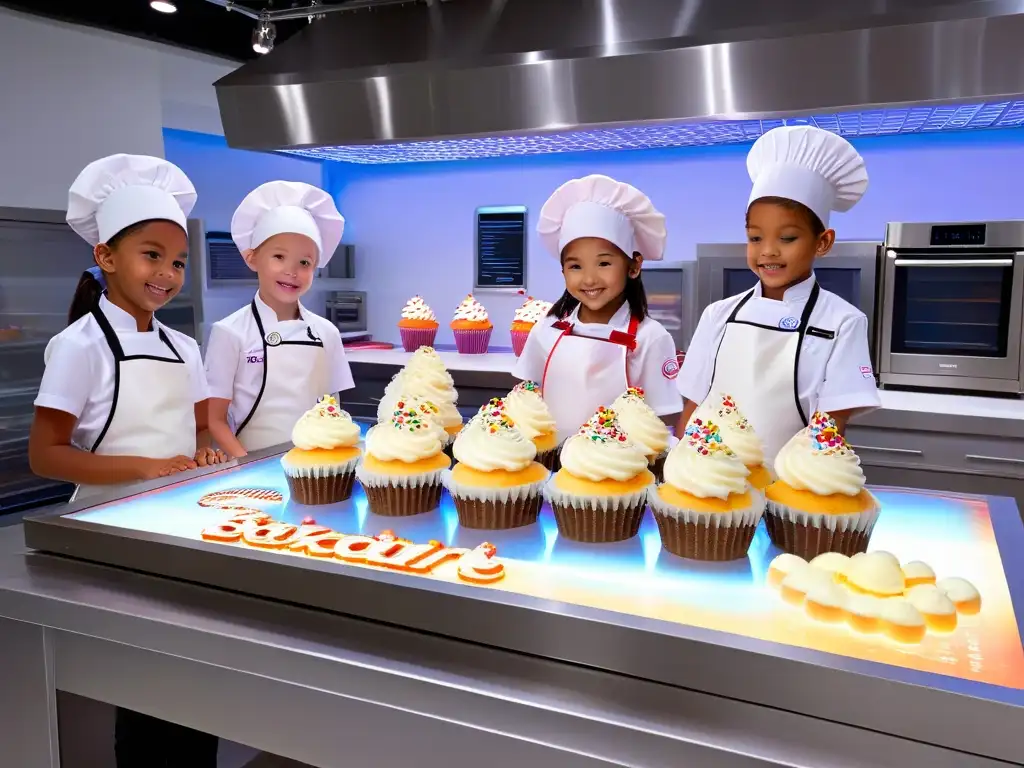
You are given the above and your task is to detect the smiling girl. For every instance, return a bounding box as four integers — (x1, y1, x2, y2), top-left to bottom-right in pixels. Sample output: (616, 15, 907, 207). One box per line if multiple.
(204, 181, 354, 458)
(513, 174, 682, 437)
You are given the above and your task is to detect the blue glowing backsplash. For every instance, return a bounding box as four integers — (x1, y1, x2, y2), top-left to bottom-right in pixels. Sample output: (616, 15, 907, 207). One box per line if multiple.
(282, 101, 1024, 165)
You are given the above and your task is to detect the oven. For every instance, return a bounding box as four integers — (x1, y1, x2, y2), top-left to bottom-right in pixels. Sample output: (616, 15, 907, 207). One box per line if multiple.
(878, 221, 1024, 394)
(326, 290, 367, 334)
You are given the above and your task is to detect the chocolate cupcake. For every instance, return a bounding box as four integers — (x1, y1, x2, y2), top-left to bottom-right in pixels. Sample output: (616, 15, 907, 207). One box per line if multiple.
(281, 396, 361, 505)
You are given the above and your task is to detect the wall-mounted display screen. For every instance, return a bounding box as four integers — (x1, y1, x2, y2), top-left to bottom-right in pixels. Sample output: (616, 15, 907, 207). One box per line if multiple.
(475, 206, 526, 290)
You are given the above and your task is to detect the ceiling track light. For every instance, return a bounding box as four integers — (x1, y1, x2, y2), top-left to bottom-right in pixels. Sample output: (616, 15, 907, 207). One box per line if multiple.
(150, 1, 178, 13)
(252, 13, 277, 54)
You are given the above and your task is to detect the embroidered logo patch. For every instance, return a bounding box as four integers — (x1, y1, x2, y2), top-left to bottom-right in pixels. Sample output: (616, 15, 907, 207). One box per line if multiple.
(779, 316, 800, 330)
(266, 331, 282, 347)
(860, 365, 874, 379)
(662, 356, 681, 380)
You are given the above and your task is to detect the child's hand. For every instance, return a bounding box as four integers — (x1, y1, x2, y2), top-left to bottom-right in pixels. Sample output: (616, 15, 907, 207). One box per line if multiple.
(194, 447, 228, 467)
(136, 455, 197, 480)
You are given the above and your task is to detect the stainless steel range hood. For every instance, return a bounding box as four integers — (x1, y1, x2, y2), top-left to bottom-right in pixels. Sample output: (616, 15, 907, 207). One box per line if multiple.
(216, 0, 1024, 152)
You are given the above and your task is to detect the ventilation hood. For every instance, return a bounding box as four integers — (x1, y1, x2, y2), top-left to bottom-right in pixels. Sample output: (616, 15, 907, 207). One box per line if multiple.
(216, 0, 1024, 163)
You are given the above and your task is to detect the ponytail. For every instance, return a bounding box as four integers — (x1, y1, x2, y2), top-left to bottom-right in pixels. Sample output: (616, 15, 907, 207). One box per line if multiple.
(67, 266, 105, 326)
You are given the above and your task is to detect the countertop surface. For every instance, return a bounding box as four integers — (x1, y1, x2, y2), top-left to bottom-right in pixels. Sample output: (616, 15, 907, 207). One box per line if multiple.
(344, 349, 1024, 422)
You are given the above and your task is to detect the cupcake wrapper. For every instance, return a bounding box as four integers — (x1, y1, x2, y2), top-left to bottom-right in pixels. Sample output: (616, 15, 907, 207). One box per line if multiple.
(355, 463, 446, 489)
(281, 454, 361, 479)
(511, 329, 531, 357)
(363, 483, 443, 517)
(442, 469, 549, 504)
(648, 489, 763, 561)
(453, 328, 492, 354)
(399, 327, 438, 353)
(764, 496, 880, 559)
(535, 447, 560, 472)
(543, 476, 651, 542)
(649, 453, 668, 483)
(286, 471, 356, 506)
(454, 496, 543, 529)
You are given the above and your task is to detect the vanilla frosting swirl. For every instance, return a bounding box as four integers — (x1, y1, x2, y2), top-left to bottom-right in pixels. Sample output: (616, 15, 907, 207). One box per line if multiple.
(692, 393, 764, 467)
(452, 294, 490, 323)
(377, 388, 462, 430)
(365, 405, 446, 462)
(559, 407, 649, 482)
(611, 387, 670, 458)
(291, 395, 361, 450)
(401, 295, 436, 322)
(774, 411, 865, 496)
(513, 297, 552, 324)
(663, 421, 749, 499)
(453, 399, 536, 471)
(503, 381, 556, 440)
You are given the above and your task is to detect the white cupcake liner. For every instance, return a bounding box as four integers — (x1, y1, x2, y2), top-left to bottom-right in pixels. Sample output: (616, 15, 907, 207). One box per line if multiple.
(442, 468, 548, 504)
(764, 493, 880, 534)
(355, 462, 446, 489)
(281, 454, 360, 479)
(543, 474, 652, 512)
(648, 486, 764, 529)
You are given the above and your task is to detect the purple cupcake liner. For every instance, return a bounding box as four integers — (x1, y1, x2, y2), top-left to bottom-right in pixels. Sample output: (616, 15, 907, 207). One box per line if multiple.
(453, 328, 492, 354)
(399, 326, 438, 353)
(511, 329, 530, 357)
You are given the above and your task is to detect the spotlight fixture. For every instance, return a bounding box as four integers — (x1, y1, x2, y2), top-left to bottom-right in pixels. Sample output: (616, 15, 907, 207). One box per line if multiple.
(150, 1, 177, 12)
(252, 14, 276, 54)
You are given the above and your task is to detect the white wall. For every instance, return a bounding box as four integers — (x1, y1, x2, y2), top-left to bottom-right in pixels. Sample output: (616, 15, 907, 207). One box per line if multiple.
(0, 6, 235, 210)
(330, 128, 1024, 346)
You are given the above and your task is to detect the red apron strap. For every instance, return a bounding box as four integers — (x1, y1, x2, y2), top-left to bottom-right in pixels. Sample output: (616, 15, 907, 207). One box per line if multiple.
(541, 322, 574, 394)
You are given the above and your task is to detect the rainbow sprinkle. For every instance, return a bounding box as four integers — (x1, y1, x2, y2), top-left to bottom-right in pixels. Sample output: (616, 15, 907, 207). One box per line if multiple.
(474, 397, 518, 434)
(683, 418, 735, 457)
(711, 393, 754, 432)
(513, 381, 541, 395)
(389, 403, 433, 432)
(577, 406, 630, 444)
(311, 394, 346, 419)
(622, 386, 646, 401)
(808, 411, 851, 455)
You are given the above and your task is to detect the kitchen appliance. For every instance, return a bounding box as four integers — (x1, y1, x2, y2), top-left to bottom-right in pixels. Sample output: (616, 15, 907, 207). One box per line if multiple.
(641, 261, 697, 353)
(878, 221, 1024, 394)
(326, 290, 367, 334)
(694, 242, 880, 359)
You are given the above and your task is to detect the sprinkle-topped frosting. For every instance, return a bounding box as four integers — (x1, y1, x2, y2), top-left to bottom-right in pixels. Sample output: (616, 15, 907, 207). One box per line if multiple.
(692, 393, 764, 466)
(504, 381, 556, 440)
(291, 395, 360, 450)
(400, 295, 436, 322)
(774, 411, 865, 496)
(513, 297, 553, 325)
(365, 401, 446, 462)
(610, 387, 669, 458)
(559, 407, 649, 481)
(453, 398, 536, 471)
(682, 418, 735, 457)
(452, 294, 490, 324)
(379, 347, 460, 428)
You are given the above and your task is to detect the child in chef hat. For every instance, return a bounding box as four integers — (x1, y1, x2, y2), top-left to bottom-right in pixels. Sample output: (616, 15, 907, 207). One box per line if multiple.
(512, 173, 683, 438)
(678, 126, 880, 462)
(204, 180, 355, 457)
(30, 153, 222, 765)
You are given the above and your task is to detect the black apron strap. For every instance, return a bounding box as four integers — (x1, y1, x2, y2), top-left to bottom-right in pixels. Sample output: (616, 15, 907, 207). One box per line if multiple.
(90, 307, 122, 452)
(790, 281, 821, 425)
(235, 300, 269, 437)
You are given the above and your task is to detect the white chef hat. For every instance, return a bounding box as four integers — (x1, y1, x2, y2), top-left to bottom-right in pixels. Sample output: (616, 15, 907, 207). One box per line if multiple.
(538, 174, 666, 261)
(231, 181, 344, 267)
(747, 126, 868, 229)
(67, 154, 197, 246)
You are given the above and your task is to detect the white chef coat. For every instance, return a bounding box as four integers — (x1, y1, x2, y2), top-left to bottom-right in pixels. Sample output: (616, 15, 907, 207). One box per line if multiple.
(203, 293, 355, 431)
(513, 302, 683, 416)
(678, 274, 880, 416)
(34, 295, 209, 451)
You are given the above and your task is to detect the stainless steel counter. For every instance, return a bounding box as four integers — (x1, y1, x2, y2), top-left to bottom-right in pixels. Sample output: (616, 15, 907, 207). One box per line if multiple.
(4, 451, 1024, 767)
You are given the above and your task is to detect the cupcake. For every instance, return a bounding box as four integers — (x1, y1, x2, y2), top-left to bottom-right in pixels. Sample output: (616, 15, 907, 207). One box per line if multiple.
(281, 395, 362, 505)
(442, 398, 549, 529)
(649, 420, 760, 561)
(611, 387, 671, 481)
(692, 393, 771, 493)
(544, 407, 653, 542)
(451, 294, 492, 354)
(378, 346, 463, 445)
(397, 295, 439, 352)
(355, 401, 451, 516)
(503, 381, 559, 470)
(510, 296, 552, 356)
(764, 412, 880, 558)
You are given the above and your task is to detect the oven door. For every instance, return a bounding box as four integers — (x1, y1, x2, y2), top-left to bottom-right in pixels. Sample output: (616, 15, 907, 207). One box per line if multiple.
(880, 249, 1024, 382)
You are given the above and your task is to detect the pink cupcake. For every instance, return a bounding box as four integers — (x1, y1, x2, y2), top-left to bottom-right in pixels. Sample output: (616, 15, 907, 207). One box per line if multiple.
(450, 294, 492, 354)
(397, 295, 438, 352)
(510, 296, 552, 357)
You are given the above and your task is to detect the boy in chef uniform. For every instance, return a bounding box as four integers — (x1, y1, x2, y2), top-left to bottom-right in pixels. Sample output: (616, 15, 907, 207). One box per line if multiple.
(677, 125, 880, 463)
(28, 154, 221, 766)
(513, 174, 683, 437)
(204, 180, 354, 457)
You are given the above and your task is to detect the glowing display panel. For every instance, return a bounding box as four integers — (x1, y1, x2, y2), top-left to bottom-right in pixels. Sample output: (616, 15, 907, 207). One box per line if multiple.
(69, 457, 1024, 693)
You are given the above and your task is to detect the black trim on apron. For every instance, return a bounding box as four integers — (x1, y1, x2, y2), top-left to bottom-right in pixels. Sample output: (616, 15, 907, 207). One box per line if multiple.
(235, 300, 325, 437)
(90, 306, 186, 453)
(709, 281, 821, 426)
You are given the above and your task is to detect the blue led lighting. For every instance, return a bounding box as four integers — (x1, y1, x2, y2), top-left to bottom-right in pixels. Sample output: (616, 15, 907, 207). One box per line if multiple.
(281, 101, 1024, 165)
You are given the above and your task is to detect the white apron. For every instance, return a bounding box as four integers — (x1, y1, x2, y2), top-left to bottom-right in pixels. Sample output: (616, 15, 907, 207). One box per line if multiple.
(74, 307, 197, 501)
(707, 281, 821, 465)
(541, 315, 641, 438)
(234, 300, 328, 452)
